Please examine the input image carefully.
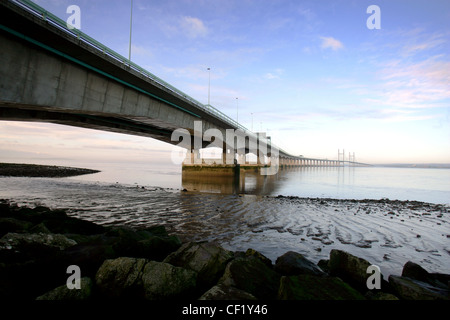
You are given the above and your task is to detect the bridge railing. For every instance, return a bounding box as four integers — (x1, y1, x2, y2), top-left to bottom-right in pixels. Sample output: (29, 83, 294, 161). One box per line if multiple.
(10, 0, 252, 133)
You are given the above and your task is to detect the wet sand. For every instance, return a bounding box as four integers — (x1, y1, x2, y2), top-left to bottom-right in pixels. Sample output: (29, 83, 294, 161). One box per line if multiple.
(156, 192, 449, 279)
(1, 173, 448, 279)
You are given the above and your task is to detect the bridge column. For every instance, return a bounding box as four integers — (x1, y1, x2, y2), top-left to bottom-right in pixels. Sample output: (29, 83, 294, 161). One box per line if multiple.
(257, 153, 263, 165)
(186, 149, 201, 165)
(237, 153, 245, 165)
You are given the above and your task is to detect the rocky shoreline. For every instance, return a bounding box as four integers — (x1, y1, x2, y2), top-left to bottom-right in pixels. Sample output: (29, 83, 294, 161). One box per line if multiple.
(0, 199, 449, 301)
(0, 163, 100, 178)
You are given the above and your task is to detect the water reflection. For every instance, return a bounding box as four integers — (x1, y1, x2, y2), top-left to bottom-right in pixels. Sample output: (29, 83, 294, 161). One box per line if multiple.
(182, 166, 350, 196)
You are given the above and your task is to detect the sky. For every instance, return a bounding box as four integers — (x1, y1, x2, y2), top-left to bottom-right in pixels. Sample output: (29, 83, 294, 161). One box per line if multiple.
(1, 0, 450, 165)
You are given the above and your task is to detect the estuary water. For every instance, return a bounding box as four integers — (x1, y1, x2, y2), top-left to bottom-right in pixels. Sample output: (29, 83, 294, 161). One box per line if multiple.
(0, 159, 449, 278)
(68, 161, 450, 205)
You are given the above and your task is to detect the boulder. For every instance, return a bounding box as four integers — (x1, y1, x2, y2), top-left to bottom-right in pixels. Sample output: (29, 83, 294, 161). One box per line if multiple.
(36, 277, 93, 300)
(278, 274, 366, 300)
(0, 232, 77, 262)
(328, 249, 383, 292)
(95, 257, 197, 300)
(0, 201, 11, 217)
(402, 261, 450, 290)
(199, 284, 257, 300)
(141, 261, 197, 300)
(15, 206, 67, 224)
(29, 222, 51, 234)
(245, 248, 273, 268)
(95, 257, 147, 299)
(219, 254, 281, 300)
(0, 232, 77, 251)
(163, 242, 234, 289)
(0, 218, 32, 237)
(62, 243, 116, 278)
(108, 226, 181, 261)
(318, 259, 330, 273)
(275, 251, 325, 276)
(42, 216, 105, 235)
(388, 275, 449, 300)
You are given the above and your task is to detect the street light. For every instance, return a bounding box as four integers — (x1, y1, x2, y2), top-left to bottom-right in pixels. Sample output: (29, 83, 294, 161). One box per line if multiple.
(128, 0, 133, 61)
(207, 67, 211, 105)
(236, 97, 239, 123)
(251, 113, 253, 131)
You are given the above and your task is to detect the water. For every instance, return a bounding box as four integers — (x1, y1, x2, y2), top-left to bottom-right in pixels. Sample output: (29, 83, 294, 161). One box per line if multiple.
(1, 160, 449, 278)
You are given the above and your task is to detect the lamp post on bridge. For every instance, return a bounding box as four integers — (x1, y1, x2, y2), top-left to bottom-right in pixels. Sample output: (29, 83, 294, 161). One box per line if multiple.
(207, 67, 211, 105)
(236, 97, 239, 123)
(128, 0, 133, 61)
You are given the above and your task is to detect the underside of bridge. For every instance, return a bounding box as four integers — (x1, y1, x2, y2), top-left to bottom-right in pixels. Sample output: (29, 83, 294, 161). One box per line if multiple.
(1, 0, 368, 176)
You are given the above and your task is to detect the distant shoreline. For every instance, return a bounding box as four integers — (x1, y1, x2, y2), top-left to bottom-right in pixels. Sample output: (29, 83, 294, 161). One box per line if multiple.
(0, 162, 100, 178)
(375, 163, 450, 169)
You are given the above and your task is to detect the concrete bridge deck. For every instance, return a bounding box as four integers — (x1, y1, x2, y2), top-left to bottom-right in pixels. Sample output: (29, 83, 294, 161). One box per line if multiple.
(0, 0, 370, 174)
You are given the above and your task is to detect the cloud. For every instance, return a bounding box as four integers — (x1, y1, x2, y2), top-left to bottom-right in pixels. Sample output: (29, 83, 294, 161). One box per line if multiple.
(401, 32, 447, 57)
(320, 36, 344, 51)
(263, 68, 284, 80)
(264, 73, 279, 80)
(180, 16, 208, 38)
(375, 56, 450, 110)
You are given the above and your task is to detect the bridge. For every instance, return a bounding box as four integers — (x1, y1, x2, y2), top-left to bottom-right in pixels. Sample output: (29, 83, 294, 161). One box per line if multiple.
(0, 0, 369, 176)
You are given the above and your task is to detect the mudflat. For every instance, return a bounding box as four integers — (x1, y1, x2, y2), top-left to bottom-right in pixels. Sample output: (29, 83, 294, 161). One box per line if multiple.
(0, 163, 100, 178)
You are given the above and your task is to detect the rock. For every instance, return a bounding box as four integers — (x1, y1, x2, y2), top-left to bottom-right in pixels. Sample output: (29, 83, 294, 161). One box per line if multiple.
(108, 226, 181, 261)
(29, 222, 51, 234)
(0, 218, 33, 237)
(199, 284, 257, 300)
(141, 261, 197, 300)
(402, 261, 430, 282)
(42, 216, 105, 236)
(275, 251, 325, 276)
(163, 242, 234, 290)
(388, 275, 449, 300)
(318, 259, 330, 273)
(219, 255, 281, 300)
(62, 242, 116, 278)
(15, 206, 66, 224)
(95, 257, 197, 300)
(0, 202, 11, 217)
(134, 235, 181, 261)
(0, 232, 77, 260)
(95, 257, 147, 299)
(245, 248, 273, 268)
(36, 277, 93, 300)
(278, 274, 365, 300)
(328, 249, 383, 292)
(402, 261, 450, 290)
